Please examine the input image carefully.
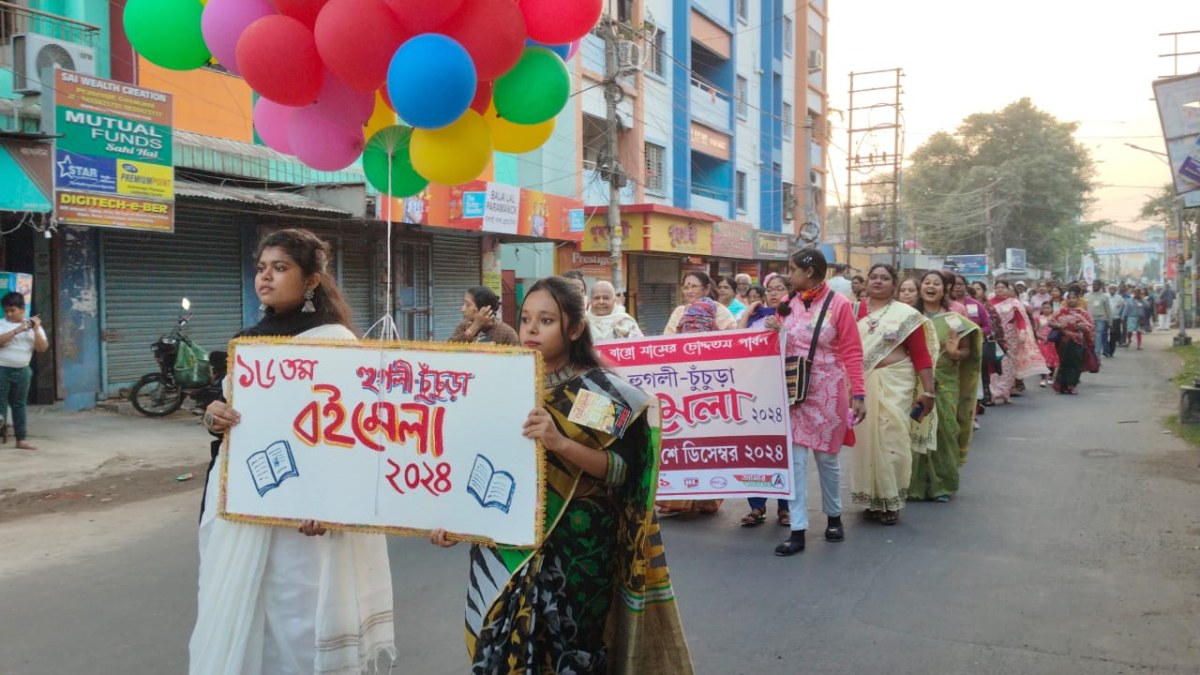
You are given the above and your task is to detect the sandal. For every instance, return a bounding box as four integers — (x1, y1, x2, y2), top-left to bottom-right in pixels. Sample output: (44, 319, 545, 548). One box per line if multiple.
(741, 508, 766, 527)
(777, 510, 791, 527)
(880, 510, 899, 526)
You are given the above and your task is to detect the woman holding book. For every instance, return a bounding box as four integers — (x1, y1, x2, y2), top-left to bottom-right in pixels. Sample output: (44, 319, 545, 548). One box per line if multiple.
(431, 276, 693, 674)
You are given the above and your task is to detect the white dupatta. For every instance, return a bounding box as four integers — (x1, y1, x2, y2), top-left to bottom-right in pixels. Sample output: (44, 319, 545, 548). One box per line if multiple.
(189, 324, 395, 675)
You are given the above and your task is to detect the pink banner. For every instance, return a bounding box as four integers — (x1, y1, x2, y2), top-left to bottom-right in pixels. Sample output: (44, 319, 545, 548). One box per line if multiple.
(595, 329, 794, 499)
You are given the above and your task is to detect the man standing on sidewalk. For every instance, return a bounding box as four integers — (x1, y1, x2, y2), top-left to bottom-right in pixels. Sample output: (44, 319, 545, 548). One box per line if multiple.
(1159, 282, 1177, 330)
(1084, 280, 1111, 360)
(0, 292, 48, 449)
(1106, 284, 1124, 356)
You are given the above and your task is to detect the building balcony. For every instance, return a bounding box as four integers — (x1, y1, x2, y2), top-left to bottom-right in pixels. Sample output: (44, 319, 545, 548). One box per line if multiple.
(692, 0, 732, 26)
(0, 1, 101, 68)
(582, 167, 636, 207)
(581, 32, 604, 75)
(690, 78, 731, 131)
(690, 187, 730, 218)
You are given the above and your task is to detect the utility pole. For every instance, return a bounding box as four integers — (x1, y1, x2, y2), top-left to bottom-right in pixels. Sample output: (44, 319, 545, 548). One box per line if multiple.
(984, 185, 995, 284)
(845, 68, 903, 269)
(602, 19, 625, 294)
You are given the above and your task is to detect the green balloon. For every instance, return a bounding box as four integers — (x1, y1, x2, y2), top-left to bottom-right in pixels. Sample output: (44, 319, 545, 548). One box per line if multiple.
(364, 126, 429, 198)
(124, 0, 211, 71)
(494, 47, 570, 126)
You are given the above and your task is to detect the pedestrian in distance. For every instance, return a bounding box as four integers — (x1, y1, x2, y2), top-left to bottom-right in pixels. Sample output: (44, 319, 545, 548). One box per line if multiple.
(988, 280, 1046, 404)
(910, 270, 982, 501)
(715, 275, 747, 321)
(430, 276, 694, 674)
(850, 264, 937, 526)
(192, 228, 395, 675)
(1083, 280, 1112, 361)
(586, 280, 644, 341)
(1122, 289, 1147, 350)
(1049, 289, 1095, 395)
(734, 272, 753, 305)
(450, 285, 520, 346)
(738, 272, 793, 527)
(1035, 302, 1060, 387)
(764, 248, 866, 556)
(1107, 284, 1126, 355)
(0, 292, 48, 449)
(898, 277, 921, 308)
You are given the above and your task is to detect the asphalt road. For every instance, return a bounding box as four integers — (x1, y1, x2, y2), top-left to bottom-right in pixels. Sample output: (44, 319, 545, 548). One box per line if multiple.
(2, 336, 1198, 674)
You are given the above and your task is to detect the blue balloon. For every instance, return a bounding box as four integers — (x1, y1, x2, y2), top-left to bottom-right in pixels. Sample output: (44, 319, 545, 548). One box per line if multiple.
(525, 38, 570, 61)
(388, 34, 477, 130)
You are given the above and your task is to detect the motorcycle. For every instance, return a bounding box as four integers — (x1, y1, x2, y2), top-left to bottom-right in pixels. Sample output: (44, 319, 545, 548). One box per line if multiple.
(129, 298, 227, 417)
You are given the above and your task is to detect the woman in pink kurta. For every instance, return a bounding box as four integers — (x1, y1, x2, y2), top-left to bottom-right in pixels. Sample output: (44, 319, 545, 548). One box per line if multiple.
(765, 248, 866, 557)
(989, 280, 1047, 403)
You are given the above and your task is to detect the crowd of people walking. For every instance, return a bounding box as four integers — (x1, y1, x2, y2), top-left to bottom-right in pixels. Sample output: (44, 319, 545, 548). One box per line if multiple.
(190, 225, 1160, 674)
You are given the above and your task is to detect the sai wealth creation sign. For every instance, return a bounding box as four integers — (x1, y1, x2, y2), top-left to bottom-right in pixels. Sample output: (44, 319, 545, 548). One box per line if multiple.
(52, 70, 174, 232)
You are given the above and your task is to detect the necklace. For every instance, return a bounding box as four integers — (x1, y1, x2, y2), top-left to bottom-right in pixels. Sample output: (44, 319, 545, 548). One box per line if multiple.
(545, 364, 581, 388)
(865, 300, 892, 334)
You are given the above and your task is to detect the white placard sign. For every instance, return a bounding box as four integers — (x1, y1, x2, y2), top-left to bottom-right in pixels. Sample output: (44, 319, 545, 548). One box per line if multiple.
(220, 339, 545, 547)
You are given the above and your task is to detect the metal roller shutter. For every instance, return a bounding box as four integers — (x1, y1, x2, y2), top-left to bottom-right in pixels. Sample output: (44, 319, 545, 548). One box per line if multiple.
(431, 234, 481, 340)
(338, 223, 375, 330)
(636, 256, 679, 336)
(101, 209, 244, 392)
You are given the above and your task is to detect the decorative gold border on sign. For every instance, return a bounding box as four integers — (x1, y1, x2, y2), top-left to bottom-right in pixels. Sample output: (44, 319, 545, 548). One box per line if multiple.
(219, 336, 547, 549)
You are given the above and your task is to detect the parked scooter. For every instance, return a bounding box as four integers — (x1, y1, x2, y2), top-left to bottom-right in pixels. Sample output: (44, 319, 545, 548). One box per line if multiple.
(129, 298, 226, 417)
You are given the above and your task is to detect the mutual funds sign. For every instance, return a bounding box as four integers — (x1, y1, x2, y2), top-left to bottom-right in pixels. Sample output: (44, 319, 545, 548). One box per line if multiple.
(51, 70, 174, 232)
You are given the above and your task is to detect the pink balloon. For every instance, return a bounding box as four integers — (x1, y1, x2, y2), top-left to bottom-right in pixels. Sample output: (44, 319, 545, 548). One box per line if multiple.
(311, 72, 375, 128)
(288, 108, 366, 171)
(566, 38, 581, 60)
(201, 0, 276, 75)
(253, 98, 297, 155)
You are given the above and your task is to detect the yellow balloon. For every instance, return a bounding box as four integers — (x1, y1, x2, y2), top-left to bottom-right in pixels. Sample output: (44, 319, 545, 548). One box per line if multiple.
(364, 92, 397, 139)
(410, 111, 493, 186)
(485, 106, 556, 154)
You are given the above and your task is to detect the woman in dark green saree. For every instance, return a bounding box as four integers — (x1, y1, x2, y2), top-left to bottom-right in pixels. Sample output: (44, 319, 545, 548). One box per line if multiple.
(432, 276, 693, 674)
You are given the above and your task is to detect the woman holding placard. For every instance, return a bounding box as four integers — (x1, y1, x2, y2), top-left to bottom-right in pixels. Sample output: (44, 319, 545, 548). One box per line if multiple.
(431, 275, 693, 674)
(192, 229, 395, 675)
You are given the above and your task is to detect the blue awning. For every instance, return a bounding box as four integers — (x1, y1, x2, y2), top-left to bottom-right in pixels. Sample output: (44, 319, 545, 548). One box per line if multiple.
(0, 137, 52, 212)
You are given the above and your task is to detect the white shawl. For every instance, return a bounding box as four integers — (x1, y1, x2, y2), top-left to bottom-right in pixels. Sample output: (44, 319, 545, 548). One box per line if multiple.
(189, 324, 395, 675)
(586, 306, 644, 341)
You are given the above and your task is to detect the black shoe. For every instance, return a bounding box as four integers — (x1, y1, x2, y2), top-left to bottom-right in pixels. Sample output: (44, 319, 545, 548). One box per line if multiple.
(774, 531, 805, 556)
(1, 422, 8, 444)
(825, 516, 845, 542)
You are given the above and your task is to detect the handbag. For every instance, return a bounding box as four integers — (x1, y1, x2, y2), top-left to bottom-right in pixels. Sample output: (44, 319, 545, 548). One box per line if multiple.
(784, 292, 835, 405)
(1083, 348, 1100, 374)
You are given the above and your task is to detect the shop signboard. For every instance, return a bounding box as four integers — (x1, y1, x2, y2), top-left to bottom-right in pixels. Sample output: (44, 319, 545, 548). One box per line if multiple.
(711, 221, 755, 259)
(382, 181, 584, 240)
(753, 231, 791, 261)
(51, 70, 174, 232)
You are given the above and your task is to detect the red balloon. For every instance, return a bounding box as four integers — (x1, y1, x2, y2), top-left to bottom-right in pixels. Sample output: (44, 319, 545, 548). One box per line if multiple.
(383, 0, 464, 34)
(438, 0, 526, 81)
(518, 0, 601, 45)
(469, 80, 493, 114)
(238, 16, 325, 106)
(315, 0, 410, 92)
(272, 0, 329, 28)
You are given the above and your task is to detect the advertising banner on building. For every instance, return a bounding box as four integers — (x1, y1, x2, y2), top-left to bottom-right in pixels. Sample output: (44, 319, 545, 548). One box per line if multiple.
(594, 329, 794, 500)
(222, 339, 545, 547)
(381, 181, 584, 240)
(753, 231, 792, 261)
(51, 70, 174, 232)
(1152, 73, 1200, 197)
(711, 221, 756, 259)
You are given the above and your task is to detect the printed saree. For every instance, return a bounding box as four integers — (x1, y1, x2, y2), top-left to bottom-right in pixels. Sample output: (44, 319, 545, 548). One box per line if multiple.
(850, 303, 937, 512)
(464, 368, 693, 674)
(1051, 307, 1094, 390)
(909, 313, 981, 500)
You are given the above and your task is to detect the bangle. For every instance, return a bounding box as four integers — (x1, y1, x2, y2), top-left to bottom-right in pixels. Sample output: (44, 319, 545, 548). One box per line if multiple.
(852, 394, 865, 401)
(921, 391, 936, 398)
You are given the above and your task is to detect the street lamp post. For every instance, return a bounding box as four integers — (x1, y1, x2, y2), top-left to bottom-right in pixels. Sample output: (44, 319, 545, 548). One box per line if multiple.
(1125, 143, 1191, 346)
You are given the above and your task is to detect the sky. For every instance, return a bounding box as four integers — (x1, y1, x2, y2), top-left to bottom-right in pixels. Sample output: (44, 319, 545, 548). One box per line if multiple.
(825, 0, 1199, 231)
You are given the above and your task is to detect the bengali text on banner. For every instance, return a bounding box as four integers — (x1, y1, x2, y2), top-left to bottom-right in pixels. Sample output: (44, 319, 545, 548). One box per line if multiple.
(221, 339, 546, 548)
(595, 329, 794, 500)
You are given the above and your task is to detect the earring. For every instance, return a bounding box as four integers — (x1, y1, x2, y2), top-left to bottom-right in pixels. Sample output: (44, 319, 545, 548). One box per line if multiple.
(302, 288, 316, 314)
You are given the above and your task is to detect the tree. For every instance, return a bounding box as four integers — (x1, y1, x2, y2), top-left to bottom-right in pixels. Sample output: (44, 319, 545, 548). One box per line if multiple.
(903, 98, 1098, 270)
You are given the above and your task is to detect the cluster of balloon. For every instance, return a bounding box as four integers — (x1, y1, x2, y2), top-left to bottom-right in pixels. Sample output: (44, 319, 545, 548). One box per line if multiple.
(123, 0, 601, 196)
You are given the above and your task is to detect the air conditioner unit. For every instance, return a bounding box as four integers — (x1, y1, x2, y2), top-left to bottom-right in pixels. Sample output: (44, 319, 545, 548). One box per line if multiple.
(13, 34, 96, 95)
(617, 40, 641, 72)
(807, 50, 824, 72)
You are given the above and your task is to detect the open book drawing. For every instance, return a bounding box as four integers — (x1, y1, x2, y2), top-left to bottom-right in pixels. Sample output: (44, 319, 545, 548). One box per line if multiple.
(466, 454, 515, 514)
(247, 440, 299, 497)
